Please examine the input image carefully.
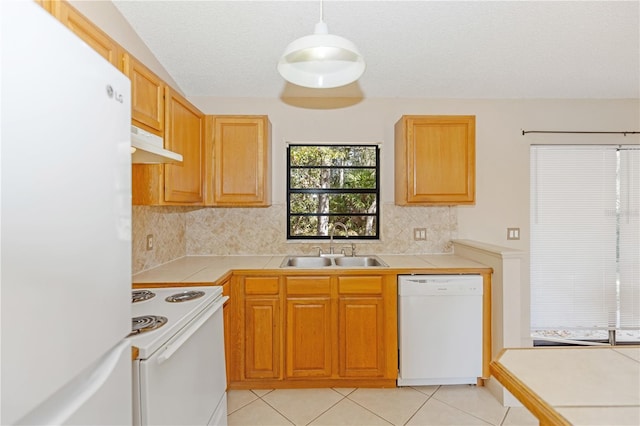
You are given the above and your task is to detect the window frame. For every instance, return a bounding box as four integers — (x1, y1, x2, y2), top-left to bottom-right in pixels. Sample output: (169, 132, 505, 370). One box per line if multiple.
(286, 143, 381, 240)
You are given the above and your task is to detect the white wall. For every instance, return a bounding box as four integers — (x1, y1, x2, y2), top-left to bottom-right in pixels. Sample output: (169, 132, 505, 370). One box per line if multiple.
(190, 97, 640, 252)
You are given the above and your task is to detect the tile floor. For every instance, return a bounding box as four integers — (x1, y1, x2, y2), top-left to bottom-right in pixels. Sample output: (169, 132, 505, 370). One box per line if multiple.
(227, 385, 538, 426)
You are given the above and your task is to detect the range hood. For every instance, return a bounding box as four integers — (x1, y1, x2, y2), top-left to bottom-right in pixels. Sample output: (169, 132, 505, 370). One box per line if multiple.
(131, 125, 183, 164)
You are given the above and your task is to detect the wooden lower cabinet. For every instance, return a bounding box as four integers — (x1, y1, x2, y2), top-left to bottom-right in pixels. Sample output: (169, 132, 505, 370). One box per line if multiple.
(242, 277, 282, 381)
(285, 276, 332, 378)
(245, 297, 281, 379)
(228, 273, 397, 389)
(338, 276, 389, 378)
(339, 296, 385, 377)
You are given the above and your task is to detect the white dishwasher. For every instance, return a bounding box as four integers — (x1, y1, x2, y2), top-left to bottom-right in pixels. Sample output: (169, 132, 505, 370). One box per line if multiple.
(398, 274, 483, 386)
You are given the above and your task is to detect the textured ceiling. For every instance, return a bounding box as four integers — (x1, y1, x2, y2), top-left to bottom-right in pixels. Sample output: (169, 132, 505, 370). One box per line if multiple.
(113, 0, 640, 99)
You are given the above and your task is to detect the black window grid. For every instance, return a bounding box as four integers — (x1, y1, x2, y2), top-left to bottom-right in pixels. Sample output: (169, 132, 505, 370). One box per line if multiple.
(287, 144, 380, 240)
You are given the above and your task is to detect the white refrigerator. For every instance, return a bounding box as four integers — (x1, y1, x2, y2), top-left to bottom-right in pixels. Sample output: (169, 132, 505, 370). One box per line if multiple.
(1, 1, 132, 424)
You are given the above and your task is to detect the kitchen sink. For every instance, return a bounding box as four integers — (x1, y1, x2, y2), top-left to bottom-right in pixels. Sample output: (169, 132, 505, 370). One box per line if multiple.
(333, 256, 388, 267)
(280, 256, 333, 268)
(280, 255, 388, 268)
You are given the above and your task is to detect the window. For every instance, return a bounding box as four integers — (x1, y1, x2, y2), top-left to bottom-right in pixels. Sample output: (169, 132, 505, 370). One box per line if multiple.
(530, 145, 640, 345)
(287, 144, 380, 239)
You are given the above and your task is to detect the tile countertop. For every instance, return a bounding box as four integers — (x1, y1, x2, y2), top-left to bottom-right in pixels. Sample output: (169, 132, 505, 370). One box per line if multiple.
(132, 254, 490, 285)
(490, 346, 640, 426)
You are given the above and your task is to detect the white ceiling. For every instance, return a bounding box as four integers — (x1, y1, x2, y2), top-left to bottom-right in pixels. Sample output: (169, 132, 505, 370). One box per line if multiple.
(113, 0, 640, 99)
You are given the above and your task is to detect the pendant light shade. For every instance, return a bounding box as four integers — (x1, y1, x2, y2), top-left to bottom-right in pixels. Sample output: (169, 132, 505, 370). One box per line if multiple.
(277, 4, 365, 89)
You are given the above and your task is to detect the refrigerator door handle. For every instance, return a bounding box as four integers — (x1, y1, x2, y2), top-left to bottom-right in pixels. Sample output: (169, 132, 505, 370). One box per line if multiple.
(157, 296, 228, 365)
(15, 340, 131, 426)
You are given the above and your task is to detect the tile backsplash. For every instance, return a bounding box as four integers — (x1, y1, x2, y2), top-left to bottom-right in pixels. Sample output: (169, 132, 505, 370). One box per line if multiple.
(132, 203, 457, 274)
(132, 206, 189, 273)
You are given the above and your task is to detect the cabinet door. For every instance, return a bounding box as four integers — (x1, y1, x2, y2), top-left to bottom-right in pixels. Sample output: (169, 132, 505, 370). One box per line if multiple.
(285, 297, 332, 378)
(124, 54, 165, 134)
(285, 276, 332, 378)
(164, 88, 204, 203)
(243, 276, 281, 380)
(338, 276, 385, 377)
(207, 116, 271, 206)
(132, 88, 204, 205)
(338, 296, 385, 377)
(395, 115, 475, 205)
(53, 1, 123, 69)
(245, 297, 281, 380)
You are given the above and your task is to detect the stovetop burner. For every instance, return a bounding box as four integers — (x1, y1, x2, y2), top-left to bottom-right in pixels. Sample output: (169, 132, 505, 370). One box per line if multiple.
(128, 315, 167, 336)
(132, 289, 155, 303)
(165, 290, 205, 303)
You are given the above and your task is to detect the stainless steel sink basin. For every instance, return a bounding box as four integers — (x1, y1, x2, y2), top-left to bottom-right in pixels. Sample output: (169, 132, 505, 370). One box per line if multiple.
(280, 255, 388, 268)
(280, 256, 333, 268)
(333, 256, 388, 267)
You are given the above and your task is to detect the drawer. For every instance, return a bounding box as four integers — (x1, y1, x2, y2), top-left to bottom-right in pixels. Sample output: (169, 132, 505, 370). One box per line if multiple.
(286, 276, 331, 295)
(338, 276, 383, 294)
(245, 277, 279, 295)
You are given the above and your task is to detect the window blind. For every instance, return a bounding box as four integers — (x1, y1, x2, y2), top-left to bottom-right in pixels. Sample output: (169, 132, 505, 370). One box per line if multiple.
(530, 145, 639, 335)
(619, 149, 640, 330)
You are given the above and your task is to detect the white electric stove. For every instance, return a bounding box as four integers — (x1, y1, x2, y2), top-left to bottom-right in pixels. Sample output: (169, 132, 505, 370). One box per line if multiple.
(128, 286, 228, 426)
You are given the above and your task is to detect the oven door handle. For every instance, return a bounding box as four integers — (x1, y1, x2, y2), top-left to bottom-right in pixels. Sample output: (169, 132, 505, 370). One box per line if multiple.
(157, 296, 228, 365)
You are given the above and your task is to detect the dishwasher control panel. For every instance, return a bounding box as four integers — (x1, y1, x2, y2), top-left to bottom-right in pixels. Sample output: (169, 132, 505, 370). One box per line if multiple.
(398, 274, 483, 296)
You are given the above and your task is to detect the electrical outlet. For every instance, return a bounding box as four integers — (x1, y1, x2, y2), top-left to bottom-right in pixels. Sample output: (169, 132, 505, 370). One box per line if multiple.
(413, 228, 427, 241)
(146, 234, 154, 250)
(507, 228, 520, 240)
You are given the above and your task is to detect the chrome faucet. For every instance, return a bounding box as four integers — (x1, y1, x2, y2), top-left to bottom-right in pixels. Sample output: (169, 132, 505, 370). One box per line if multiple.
(329, 222, 348, 254)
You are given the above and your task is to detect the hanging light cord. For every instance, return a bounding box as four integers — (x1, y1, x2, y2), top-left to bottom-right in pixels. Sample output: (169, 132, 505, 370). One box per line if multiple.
(320, 0, 323, 22)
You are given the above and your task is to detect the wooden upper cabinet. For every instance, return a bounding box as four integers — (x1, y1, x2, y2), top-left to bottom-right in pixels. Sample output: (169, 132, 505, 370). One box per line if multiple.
(52, 1, 123, 69)
(163, 87, 204, 204)
(395, 115, 476, 205)
(206, 116, 271, 207)
(131, 88, 204, 205)
(34, 0, 54, 13)
(124, 54, 165, 135)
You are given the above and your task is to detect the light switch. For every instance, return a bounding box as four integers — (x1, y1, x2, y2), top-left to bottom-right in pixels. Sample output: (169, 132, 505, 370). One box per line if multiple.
(507, 228, 520, 240)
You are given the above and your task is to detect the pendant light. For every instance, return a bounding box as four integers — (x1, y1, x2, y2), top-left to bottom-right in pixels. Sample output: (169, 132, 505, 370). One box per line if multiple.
(277, 0, 365, 89)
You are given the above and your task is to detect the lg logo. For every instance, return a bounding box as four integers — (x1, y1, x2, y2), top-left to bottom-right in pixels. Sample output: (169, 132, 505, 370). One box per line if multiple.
(106, 84, 124, 104)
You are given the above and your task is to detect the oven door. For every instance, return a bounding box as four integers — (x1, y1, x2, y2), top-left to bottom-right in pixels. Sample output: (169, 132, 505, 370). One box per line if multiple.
(133, 296, 228, 426)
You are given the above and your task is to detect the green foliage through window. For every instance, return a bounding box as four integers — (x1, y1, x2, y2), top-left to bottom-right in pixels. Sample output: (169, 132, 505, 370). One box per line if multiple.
(287, 144, 379, 239)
